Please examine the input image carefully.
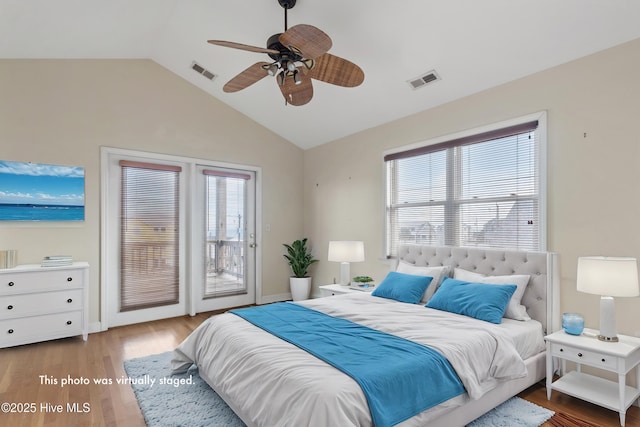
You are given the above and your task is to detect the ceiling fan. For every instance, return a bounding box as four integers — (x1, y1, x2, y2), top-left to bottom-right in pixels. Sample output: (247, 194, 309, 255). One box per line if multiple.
(207, 0, 364, 106)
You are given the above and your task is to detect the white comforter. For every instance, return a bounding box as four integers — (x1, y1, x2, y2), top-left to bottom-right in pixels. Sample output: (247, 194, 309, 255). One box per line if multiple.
(172, 293, 533, 427)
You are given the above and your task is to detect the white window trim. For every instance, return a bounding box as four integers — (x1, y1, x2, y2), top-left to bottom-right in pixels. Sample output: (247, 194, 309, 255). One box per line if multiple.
(381, 111, 548, 259)
(99, 147, 263, 330)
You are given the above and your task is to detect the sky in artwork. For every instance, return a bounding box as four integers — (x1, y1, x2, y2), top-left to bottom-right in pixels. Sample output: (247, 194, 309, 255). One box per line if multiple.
(0, 160, 85, 206)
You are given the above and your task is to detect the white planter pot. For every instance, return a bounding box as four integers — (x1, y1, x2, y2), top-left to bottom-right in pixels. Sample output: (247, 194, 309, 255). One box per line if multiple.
(290, 277, 312, 301)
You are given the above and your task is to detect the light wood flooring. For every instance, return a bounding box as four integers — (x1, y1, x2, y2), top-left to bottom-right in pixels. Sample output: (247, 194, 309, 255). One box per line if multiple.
(1, 312, 639, 427)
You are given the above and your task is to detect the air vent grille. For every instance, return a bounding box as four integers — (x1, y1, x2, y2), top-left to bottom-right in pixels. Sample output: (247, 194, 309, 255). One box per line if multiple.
(191, 61, 216, 81)
(408, 70, 440, 90)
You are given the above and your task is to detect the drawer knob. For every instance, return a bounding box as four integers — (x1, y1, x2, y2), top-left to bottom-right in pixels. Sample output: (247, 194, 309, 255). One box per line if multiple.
(602, 358, 606, 362)
(7, 305, 13, 310)
(559, 348, 564, 352)
(67, 298, 73, 303)
(577, 353, 583, 357)
(66, 321, 72, 325)
(8, 281, 14, 287)
(67, 277, 73, 282)
(8, 329, 14, 334)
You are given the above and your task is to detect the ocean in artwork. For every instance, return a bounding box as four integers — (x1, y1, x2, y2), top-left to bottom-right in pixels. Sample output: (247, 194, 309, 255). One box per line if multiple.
(0, 160, 85, 221)
(0, 203, 84, 221)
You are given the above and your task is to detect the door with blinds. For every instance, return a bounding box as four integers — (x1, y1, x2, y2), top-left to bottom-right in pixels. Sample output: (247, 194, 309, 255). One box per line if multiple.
(105, 157, 187, 327)
(192, 165, 256, 313)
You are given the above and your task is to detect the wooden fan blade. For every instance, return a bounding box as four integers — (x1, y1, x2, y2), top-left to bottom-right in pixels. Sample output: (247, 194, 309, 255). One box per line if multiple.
(309, 53, 364, 87)
(278, 67, 313, 106)
(208, 40, 279, 55)
(223, 62, 270, 93)
(279, 24, 332, 60)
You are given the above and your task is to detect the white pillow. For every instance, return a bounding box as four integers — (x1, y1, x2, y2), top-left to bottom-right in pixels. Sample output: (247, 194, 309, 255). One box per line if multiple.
(453, 268, 531, 321)
(396, 261, 449, 303)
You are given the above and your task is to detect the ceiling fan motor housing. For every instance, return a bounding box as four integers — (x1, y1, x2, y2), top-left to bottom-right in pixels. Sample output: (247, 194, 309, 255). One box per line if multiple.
(266, 33, 302, 63)
(278, 0, 296, 9)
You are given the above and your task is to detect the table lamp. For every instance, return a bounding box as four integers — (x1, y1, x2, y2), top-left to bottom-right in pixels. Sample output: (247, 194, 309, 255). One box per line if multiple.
(576, 256, 639, 342)
(328, 241, 365, 286)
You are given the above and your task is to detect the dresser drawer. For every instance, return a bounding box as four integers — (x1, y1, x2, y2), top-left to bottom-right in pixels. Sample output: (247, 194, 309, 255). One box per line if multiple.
(0, 269, 84, 295)
(0, 289, 83, 320)
(551, 342, 618, 370)
(1, 310, 83, 346)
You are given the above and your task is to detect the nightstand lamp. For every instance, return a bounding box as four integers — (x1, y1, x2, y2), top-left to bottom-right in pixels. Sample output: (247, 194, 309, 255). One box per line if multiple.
(328, 241, 365, 286)
(577, 256, 639, 342)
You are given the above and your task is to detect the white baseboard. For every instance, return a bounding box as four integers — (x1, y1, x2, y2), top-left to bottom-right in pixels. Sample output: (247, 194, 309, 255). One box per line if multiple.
(89, 321, 104, 334)
(258, 293, 291, 305)
(89, 294, 296, 334)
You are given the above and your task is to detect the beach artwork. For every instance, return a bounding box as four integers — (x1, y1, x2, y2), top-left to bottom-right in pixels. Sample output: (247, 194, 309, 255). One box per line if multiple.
(0, 160, 85, 221)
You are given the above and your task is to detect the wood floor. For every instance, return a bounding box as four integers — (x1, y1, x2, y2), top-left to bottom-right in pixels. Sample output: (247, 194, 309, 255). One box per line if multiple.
(1, 312, 639, 427)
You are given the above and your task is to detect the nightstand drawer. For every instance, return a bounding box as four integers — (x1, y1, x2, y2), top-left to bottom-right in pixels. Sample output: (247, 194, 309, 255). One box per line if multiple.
(551, 342, 618, 370)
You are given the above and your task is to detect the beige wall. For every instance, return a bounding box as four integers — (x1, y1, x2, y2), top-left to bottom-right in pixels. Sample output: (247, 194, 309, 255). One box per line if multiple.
(0, 59, 304, 325)
(304, 38, 640, 338)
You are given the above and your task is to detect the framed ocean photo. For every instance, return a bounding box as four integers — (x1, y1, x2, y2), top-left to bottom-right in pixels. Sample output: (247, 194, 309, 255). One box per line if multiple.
(0, 160, 85, 221)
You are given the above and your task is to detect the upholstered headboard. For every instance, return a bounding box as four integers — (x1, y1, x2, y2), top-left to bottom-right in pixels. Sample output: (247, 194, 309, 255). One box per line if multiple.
(397, 245, 559, 333)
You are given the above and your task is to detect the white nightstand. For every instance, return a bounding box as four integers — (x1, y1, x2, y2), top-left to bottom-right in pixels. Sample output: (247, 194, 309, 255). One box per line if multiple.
(319, 284, 374, 297)
(545, 328, 640, 426)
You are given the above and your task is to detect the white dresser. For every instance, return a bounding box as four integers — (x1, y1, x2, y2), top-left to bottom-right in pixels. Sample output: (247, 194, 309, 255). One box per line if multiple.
(0, 262, 89, 348)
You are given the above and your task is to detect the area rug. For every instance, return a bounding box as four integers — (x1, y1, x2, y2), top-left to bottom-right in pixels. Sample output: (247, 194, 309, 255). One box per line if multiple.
(466, 397, 554, 427)
(124, 351, 555, 427)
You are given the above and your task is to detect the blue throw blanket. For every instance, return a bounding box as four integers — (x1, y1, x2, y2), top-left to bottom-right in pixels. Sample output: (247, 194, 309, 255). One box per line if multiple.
(231, 303, 465, 427)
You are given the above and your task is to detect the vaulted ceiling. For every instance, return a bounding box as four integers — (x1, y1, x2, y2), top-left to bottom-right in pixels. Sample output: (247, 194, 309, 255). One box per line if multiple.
(2, 0, 640, 149)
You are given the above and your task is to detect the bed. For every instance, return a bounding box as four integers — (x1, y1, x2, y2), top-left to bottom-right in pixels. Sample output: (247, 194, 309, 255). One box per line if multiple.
(172, 245, 559, 426)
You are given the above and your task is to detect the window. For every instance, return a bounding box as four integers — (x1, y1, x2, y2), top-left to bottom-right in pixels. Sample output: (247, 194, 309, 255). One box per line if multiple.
(384, 114, 546, 257)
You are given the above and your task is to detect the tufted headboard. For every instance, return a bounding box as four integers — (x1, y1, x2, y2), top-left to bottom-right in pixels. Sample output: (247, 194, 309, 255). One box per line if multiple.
(397, 245, 559, 334)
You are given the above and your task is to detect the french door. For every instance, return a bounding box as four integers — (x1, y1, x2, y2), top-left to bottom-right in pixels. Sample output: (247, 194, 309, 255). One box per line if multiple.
(192, 165, 256, 313)
(102, 148, 258, 328)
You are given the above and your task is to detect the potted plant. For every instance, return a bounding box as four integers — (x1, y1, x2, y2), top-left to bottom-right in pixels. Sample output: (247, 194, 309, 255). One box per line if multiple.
(283, 238, 318, 301)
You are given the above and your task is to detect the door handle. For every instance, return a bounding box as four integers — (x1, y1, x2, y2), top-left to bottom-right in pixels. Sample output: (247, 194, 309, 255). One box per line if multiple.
(249, 243, 257, 248)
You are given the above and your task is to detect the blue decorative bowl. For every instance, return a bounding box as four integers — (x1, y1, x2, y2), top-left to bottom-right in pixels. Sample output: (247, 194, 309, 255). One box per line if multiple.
(562, 313, 584, 335)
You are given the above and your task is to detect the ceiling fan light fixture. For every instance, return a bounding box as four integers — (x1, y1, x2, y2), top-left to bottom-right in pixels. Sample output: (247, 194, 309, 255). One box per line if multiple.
(267, 63, 279, 76)
(287, 61, 297, 72)
(293, 70, 302, 85)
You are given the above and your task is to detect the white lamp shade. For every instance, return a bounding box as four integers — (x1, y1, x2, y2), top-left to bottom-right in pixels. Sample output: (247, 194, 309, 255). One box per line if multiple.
(328, 241, 365, 263)
(577, 256, 639, 297)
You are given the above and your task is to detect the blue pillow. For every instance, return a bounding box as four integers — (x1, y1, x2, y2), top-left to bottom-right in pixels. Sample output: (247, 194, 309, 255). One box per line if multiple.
(371, 271, 433, 304)
(425, 278, 516, 324)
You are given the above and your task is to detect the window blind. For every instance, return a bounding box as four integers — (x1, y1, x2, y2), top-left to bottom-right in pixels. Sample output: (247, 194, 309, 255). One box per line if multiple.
(119, 161, 181, 311)
(385, 120, 540, 257)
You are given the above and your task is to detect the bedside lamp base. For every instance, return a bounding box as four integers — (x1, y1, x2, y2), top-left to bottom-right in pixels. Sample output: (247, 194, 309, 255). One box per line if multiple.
(597, 334, 619, 342)
(598, 296, 618, 343)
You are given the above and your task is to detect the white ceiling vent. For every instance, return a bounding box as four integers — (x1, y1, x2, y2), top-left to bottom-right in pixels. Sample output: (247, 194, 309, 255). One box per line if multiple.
(408, 70, 440, 90)
(191, 61, 216, 81)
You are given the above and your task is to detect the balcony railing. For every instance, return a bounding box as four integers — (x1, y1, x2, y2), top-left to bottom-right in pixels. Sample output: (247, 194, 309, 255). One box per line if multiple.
(207, 239, 244, 279)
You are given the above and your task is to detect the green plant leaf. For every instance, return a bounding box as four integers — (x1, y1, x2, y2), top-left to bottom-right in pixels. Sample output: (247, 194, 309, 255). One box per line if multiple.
(282, 238, 318, 278)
